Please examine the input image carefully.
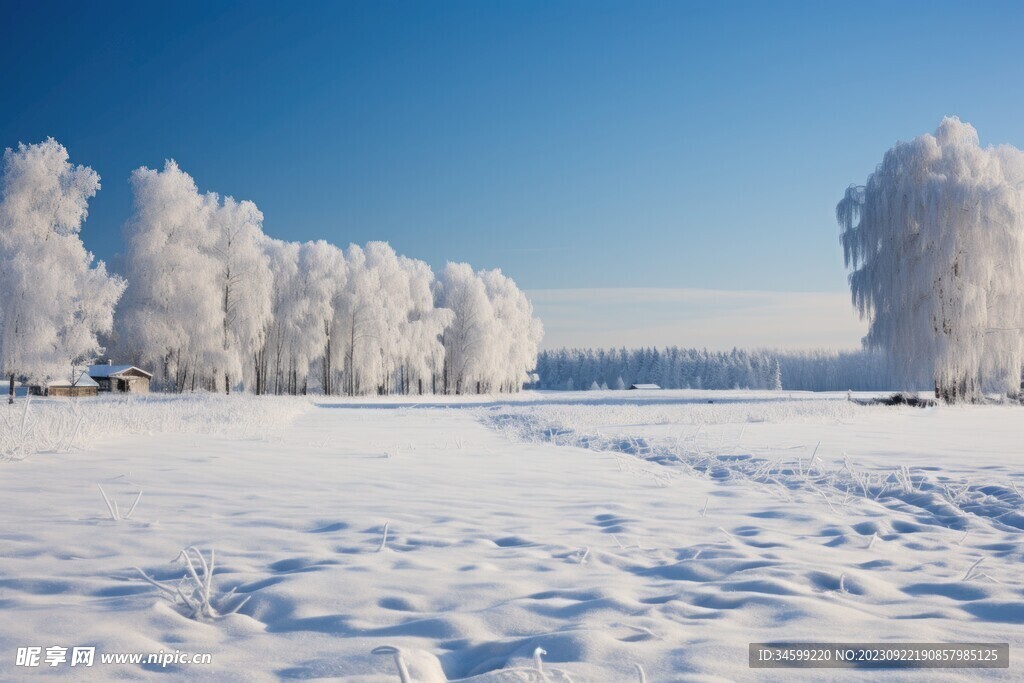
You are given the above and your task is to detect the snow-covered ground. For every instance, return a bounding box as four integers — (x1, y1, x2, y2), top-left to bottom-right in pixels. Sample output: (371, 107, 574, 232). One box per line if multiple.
(1, 390, 1021, 681)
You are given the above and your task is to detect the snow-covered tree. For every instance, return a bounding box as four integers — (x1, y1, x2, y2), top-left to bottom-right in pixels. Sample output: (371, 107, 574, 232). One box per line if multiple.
(299, 240, 348, 395)
(256, 239, 348, 395)
(838, 117, 1024, 402)
(0, 139, 124, 401)
(118, 161, 219, 390)
(322, 243, 453, 396)
(395, 255, 452, 394)
(331, 243, 392, 395)
(257, 238, 298, 394)
(434, 263, 542, 394)
(81, 156, 539, 398)
(436, 263, 494, 394)
(480, 268, 544, 393)
(209, 196, 272, 393)
(535, 347, 897, 392)
(118, 160, 273, 393)
(297, 240, 346, 394)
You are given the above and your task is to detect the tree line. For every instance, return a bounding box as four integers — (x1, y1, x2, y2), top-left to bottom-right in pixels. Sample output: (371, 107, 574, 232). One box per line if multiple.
(0, 140, 543, 398)
(534, 347, 896, 392)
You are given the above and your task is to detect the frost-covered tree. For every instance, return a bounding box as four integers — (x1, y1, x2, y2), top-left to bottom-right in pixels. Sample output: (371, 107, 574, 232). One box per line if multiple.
(535, 346, 894, 392)
(210, 196, 272, 393)
(258, 239, 346, 395)
(119, 161, 273, 393)
(325, 243, 453, 396)
(838, 117, 1024, 402)
(118, 161, 220, 391)
(102, 159, 540, 397)
(396, 255, 452, 394)
(332, 243, 389, 395)
(301, 241, 347, 395)
(771, 359, 782, 391)
(257, 239, 299, 394)
(0, 139, 124, 401)
(480, 268, 544, 393)
(120, 192, 532, 397)
(436, 263, 492, 394)
(436, 263, 542, 394)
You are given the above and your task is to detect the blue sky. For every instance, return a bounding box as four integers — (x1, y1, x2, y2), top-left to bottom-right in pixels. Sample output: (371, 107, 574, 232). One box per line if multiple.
(3, 1, 1023, 348)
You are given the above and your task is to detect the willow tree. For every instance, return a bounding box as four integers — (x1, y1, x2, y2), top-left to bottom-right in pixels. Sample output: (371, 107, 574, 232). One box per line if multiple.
(838, 117, 1024, 403)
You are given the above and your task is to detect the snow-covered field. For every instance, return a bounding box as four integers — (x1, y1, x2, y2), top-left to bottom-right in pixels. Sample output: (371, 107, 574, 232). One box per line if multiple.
(1, 390, 1022, 681)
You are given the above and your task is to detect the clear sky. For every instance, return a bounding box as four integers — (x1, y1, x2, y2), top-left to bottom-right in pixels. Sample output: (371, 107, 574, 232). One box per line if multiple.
(3, 1, 1022, 349)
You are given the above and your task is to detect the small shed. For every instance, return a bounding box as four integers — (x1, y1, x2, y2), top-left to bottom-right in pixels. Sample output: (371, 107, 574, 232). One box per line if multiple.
(629, 383, 662, 390)
(89, 363, 153, 393)
(47, 372, 99, 398)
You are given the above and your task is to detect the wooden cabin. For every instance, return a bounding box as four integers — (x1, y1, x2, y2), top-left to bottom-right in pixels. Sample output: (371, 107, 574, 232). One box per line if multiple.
(88, 363, 153, 393)
(47, 373, 99, 398)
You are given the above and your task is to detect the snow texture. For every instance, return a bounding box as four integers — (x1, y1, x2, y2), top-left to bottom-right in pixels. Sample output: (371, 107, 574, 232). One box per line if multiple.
(0, 391, 1021, 680)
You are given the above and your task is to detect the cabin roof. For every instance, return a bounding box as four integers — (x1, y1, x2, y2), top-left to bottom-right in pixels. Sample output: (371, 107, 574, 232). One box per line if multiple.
(48, 372, 100, 388)
(629, 383, 661, 390)
(88, 364, 153, 379)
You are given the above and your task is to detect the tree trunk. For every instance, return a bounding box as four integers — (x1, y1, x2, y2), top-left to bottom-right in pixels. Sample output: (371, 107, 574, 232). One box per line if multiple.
(254, 352, 261, 395)
(225, 373, 231, 396)
(348, 317, 356, 396)
(323, 320, 332, 395)
(936, 375, 979, 404)
(8, 373, 14, 404)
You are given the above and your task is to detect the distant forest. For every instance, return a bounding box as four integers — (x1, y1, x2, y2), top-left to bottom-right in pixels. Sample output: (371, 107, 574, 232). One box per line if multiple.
(532, 347, 899, 392)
